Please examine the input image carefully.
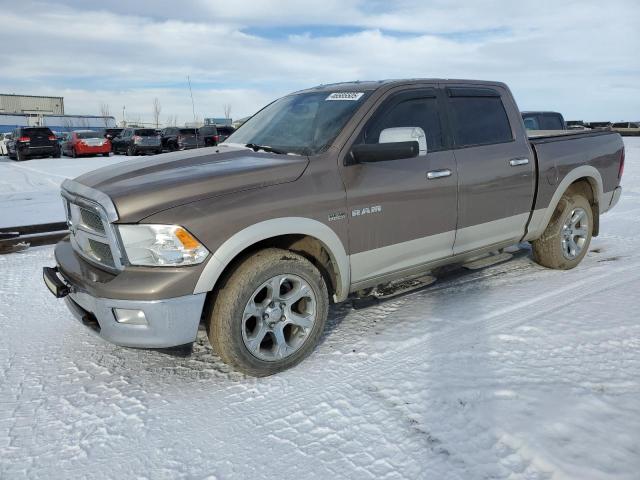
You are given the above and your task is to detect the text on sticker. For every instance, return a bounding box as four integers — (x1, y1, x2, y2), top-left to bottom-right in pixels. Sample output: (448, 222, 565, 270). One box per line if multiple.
(326, 92, 364, 101)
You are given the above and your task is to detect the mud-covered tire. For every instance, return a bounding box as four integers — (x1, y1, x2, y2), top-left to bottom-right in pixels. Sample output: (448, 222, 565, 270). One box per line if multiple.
(206, 248, 329, 376)
(532, 192, 593, 270)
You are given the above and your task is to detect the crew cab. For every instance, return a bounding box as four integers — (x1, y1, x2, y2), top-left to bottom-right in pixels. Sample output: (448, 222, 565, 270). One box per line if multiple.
(44, 79, 624, 376)
(7, 126, 61, 161)
(62, 130, 111, 158)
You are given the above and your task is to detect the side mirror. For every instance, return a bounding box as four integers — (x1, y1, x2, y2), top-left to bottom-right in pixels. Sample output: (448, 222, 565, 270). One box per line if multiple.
(350, 141, 419, 164)
(379, 127, 427, 155)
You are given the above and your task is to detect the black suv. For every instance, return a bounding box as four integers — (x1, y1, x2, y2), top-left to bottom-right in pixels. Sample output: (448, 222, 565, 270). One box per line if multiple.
(197, 125, 219, 147)
(160, 127, 202, 151)
(217, 125, 235, 142)
(7, 127, 61, 161)
(111, 128, 162, 156)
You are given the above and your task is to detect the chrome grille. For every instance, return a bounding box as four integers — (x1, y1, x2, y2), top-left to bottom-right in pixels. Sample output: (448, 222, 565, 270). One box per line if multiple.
(62, 195, 123, 272)
(87, 239, 115, 267)
(79, 207, 105, 233)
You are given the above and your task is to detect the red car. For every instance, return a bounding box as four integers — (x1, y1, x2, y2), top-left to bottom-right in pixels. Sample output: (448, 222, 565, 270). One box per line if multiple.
(62, 130, 111, 158)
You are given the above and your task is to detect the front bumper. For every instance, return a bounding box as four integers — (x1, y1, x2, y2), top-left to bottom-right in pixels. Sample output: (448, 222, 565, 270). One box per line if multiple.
(64, 289, 205, 348)
(45, 242, 207, 348)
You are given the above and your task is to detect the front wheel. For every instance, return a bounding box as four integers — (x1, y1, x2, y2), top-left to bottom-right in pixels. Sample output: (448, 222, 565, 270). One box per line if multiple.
(532, 192, 593, 270)
(206, 248, 329, 376)
(126, 146, 135, 156)
(103, 152, 110, 157)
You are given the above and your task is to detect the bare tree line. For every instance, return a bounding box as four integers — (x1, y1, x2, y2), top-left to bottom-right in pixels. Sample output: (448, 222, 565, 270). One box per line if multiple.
(98, 100, 232, 128)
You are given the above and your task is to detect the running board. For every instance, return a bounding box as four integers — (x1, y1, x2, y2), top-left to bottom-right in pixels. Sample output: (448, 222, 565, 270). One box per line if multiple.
(461, 251, 513, 270)
(352, 274, 437, 309)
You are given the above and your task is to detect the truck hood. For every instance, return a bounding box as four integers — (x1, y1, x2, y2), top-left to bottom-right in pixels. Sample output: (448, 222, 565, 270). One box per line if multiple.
(74, 145, 309, 222)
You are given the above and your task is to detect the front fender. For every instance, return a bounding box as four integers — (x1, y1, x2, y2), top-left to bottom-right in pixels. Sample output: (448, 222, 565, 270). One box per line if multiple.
(193, 217, 350, 302)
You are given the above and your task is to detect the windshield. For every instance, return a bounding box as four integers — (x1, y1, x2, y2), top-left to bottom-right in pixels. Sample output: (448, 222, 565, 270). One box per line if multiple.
(76, 131, 101, 139)
(225, 91, 371, 155)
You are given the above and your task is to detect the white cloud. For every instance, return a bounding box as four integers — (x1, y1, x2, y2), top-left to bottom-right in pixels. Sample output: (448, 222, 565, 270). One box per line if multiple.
(0, 0, 638, 124)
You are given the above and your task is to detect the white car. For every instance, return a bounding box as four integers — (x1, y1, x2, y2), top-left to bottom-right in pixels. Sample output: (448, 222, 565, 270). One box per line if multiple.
(0, 132, 12, 155)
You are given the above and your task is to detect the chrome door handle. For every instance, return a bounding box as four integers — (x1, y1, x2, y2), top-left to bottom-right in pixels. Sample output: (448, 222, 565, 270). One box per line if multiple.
(509, 158, 529, 166)
(427, 169, 452, 180)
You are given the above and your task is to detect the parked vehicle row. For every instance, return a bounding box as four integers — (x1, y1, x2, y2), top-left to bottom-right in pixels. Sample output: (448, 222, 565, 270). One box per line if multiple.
(612, 122, 640, 136)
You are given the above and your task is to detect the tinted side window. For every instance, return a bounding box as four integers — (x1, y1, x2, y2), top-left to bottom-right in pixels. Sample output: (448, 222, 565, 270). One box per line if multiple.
(364, 97, 444, 151)
(612, 122, 627, 128)
(539, 114, 564, 130)
(448, 97, 513, 147)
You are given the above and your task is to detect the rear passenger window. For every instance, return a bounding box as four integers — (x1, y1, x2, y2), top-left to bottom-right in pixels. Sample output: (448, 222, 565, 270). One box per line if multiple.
(364, 96, 444, 151)
(448, 95, 513, 147)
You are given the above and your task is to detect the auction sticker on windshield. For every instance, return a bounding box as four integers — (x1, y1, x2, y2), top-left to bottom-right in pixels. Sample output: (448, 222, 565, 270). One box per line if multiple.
(326, 92, 364, 101)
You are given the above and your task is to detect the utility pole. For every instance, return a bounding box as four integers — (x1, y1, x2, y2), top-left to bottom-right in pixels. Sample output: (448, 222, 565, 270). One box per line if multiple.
(122, 105, 126, 127)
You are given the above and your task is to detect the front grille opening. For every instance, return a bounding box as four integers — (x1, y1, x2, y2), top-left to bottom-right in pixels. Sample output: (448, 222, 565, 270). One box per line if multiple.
(79, 207, 105, 233)
(87, 239, 115, 268)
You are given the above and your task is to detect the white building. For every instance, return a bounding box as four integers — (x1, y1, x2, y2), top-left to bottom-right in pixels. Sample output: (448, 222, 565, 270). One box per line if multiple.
(0, 94, 65, 115)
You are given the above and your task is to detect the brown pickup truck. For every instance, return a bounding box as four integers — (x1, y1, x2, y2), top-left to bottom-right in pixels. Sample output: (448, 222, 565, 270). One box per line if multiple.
(43, 79, 625, 376)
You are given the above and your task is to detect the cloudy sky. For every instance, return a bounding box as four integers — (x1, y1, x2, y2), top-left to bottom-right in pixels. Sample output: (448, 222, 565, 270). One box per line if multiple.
(1, 0, 638, 125)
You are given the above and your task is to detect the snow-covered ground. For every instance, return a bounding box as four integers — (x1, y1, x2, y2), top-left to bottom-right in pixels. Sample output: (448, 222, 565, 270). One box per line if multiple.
(0, 155, 128, 228)
(1, 139, 639, 479)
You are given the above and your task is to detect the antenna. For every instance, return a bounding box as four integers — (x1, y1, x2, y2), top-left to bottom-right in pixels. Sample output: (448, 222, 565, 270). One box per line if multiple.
(187, 75, 200, 145)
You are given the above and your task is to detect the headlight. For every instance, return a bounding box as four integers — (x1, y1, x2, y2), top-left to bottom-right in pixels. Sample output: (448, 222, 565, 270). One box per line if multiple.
(117, 224, 209, 266)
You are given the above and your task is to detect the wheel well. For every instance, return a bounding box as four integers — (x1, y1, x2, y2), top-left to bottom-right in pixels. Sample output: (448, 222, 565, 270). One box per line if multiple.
(211, 234, 341, 303)
(566, 178, 599, 236)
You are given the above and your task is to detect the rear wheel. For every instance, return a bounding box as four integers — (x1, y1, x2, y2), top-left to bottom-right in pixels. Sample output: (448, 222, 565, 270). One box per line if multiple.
(126, 146, 135, 156)
(206, 248, 329, 376)
(103, 152, 110, 157)
(16, 149, 26, 161)
(532, 192, 593, 270)
(71, 148, 77, 158)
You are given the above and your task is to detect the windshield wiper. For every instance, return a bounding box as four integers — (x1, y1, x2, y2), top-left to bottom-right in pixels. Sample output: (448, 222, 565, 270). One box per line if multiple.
(245, 143, 287, 155)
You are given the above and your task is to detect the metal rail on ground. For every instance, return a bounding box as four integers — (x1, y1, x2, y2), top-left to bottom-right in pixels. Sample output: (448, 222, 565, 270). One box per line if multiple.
(0, 222, 68, 253)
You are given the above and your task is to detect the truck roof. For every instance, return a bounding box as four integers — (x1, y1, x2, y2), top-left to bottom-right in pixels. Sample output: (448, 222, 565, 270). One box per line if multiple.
(295, 78, 508, 94)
